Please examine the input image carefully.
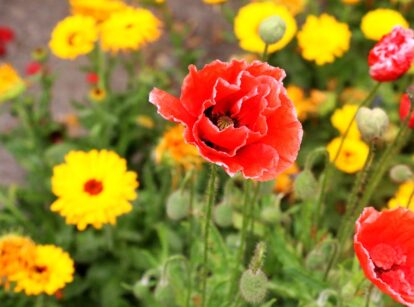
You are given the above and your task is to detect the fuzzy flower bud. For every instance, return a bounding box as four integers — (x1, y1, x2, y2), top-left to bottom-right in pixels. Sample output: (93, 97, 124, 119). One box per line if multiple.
(258, 16, 286, 45)
(166, 190, 190, 221)
(154, 278, 175, 304)
(389, 164, 413, 183)
(294, 170, 318, 201)
(213, 203, 233, 228)
(356, 107, 389, 142)
(239, 269, 268, 304)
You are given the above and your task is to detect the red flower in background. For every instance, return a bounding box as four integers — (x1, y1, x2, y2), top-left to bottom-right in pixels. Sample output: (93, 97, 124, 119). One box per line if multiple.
(0, 26, 14, 56)
(26, 62, 42, 76)
(399, 93, 414, 128)
(150, 60, 303, 181)
(354, 207, 414, 306)
(369, 26, 414, 82)
(86, 72, 99, 85)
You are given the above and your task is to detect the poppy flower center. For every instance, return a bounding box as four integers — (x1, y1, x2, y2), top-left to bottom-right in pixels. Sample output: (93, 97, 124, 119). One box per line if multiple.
(205, 107, 239, 131)
(217, 115, 234, 130)
(34, 265, 48, 274)
(84, 179, 104, 196)
(371, 243, 406, 273)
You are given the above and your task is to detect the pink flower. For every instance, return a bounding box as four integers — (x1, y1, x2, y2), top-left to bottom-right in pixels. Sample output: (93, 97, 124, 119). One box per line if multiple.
(369, 26, 414, 82)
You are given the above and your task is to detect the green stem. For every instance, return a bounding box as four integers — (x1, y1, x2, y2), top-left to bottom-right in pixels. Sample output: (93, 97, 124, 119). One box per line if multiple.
(248, 182, 261, 237)
(186, 173, 195, 307)
(360, 105, 414, 209)
(314, 82, 381, 233)
(227, 180, 252, 303)
(365, 284, 374, 307)
(262, 44, 269, 62)
(201, 165, 218, 307)
(324, 143, 376, 280)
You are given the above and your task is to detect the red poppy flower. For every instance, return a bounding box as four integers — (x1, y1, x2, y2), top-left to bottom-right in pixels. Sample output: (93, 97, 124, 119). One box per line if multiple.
(25, 62, 42, 76)
(354, 207, 414, 305)
(399, 93, 414, 128)
(368, 26, 414, 82)
(149, 60, 303, 181)
(0, 26, 14, 56)
(86, 72, 99, 85)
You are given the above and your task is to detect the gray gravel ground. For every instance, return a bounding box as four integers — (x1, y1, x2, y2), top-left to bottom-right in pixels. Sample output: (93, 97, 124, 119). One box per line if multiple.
(0, 0, 238, 186)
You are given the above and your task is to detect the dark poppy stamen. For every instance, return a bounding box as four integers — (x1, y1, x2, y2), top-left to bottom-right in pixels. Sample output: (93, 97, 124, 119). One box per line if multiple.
(217, 115, 234, 130)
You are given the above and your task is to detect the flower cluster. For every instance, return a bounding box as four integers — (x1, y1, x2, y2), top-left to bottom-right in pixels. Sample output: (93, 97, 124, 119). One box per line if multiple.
(49, 0, 162, 59)
(0, 234, 74, 296)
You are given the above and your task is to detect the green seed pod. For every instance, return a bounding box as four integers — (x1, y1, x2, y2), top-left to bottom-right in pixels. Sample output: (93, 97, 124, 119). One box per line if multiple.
(154, 279, 176, 305)
(259, 16, 286, 45)
(356, 107, 389, 142)
(213, 203, 233, 228)
(132, 279, 150, 299)
(166, 190, 190, 221)
(390, 164, 413, 183)
(239, 269, 268, 304)
(294, 170, 318, 201)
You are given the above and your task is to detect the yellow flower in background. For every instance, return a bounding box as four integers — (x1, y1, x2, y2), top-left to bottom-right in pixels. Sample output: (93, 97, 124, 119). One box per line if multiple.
(49, 15, 98, 60)
(326, 137, 369, 173)
(203, 0, 227, 4)
(274, 163, 300, 194)
(287, 85, 325, 121)
(136, 115, 155, 129)
(88, 87, 106, 102)
(340, 87, 367, 104)
(0, 64, 26, 103)
(0, 234, 36, 285)
(273, 0, 307, 16)
(297, 14, 351, 65)
(361, 9, 409, 41)
(100, 7, 162, 53)
(331, 104, 361, 139)
(51, 150, 139, 231)
(388, 181, 414, 210)
(341, 0, 360, 4)
(69, 0, 127, 22)
(14, 245, 74, 296)
(155, 125, 203, 170)
(234, 2, 297, 54)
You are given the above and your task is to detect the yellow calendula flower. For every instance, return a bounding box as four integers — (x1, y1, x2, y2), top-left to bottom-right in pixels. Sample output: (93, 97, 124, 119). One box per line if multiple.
(100, 7, 162, 53)
(88, 87, 106, 102)
(361, 9, 409, 41)
(234, 1, 297, 54)
(155, 125, 203, 170)
(0, 64, 25, 103)
(297, 14, 351, 65)
(203, 0, 227, 4)
(273, 0, 307, 16)
(0, 234, 36, 286)
(49, 15, 98, 60)
(274, 163, 300, 194)
(14, 245, 74, 296)
(51, 150, 139, 231)
(69, 0, 127, 22)
(326, 137, 369, 173)
(331, 104, 361, 139)
(341, 0, 360, 4)
(388, 181, 414, 210)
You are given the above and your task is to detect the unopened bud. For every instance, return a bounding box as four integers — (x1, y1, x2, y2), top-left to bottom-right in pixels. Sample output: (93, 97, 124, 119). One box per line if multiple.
(259, 16, 286, 45)
(390, 164, 413, 183)
(356, 107, 389, 142)
(132, 278, 150, 299)
(166, 190, 190, 221)
(239, 269, 268, 304)
(213, 203, 233, 228)
(154, 278, 175, 304)
(294, 170, 318, 201)
(31, 47, 48, 62)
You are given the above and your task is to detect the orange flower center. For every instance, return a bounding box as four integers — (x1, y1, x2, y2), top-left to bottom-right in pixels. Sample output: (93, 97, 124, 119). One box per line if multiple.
(84, 179, 103, 196)
(35, 265, 48, 274)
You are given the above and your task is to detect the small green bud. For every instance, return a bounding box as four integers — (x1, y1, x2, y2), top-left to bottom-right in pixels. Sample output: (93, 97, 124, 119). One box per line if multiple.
(258, 16, 286, 45)
(154, 279, 176, 305)
(31, 47, 48, 62)
(239, 269, 268, 304)
(213, 203, 233, 228)
(226, 234, 240, 249)
(389, 164, 413, 183)
(294, 170, 318, 201)
(166, 190, 190, 221)
(356, 107, 389, 142)
(132, 278, 150, 299)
